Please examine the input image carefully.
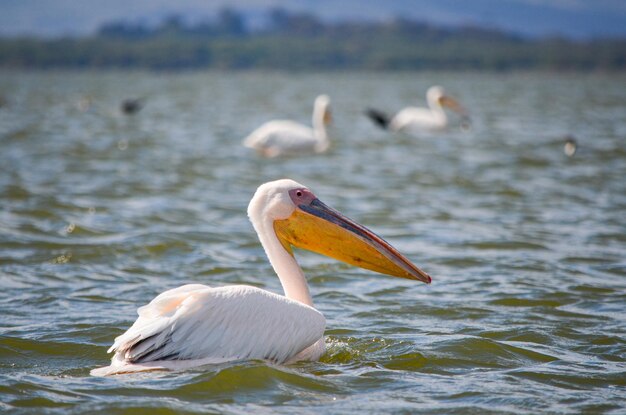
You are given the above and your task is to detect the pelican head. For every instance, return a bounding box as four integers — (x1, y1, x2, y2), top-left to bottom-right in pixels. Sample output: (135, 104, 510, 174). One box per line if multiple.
(314, 95, 332, 126)
(427, 85, 467, 117)
(248, 179, 431, 283)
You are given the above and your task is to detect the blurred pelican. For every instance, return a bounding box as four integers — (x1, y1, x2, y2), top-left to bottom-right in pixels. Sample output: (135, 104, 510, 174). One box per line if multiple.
(121, 98, 145, 115)
(366, 86, 468, 133)
(91, 179, 430, 376)
(564, 135, 577, 157)
(243, 95, 332, 157)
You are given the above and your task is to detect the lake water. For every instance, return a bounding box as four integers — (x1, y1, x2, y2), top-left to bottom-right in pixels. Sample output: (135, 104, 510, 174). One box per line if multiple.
(0, 70, 625, 414)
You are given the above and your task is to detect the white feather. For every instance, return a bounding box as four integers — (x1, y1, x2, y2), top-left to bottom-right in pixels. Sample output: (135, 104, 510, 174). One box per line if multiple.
(243, 95, 331, 156)
(91, 284, 325, 376)
(388, 86, 458, 132)
(390, 106, 446, 131)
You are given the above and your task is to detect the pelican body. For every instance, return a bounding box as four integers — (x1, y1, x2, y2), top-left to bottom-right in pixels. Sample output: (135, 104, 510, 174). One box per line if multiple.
(243, 95, 332, 157)
(91, 179, 430, 376)
(366, 86, 468, 133)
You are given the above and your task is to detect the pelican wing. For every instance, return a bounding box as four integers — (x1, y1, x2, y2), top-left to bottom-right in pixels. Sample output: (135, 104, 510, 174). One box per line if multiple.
(391, 107, 443, 131)
(243, 120, 318, 155)
(108, 284, 326, 365)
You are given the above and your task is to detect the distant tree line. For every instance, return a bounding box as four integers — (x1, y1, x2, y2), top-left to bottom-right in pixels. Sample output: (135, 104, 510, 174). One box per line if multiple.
(0, 7, 624, 71)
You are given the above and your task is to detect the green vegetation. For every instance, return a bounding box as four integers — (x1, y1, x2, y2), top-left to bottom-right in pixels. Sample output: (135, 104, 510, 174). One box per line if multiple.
(0, 9, 624, 71)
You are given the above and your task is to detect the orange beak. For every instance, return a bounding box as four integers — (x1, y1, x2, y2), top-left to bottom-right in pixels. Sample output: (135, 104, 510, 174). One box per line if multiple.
(274, 198, 431, 283)
(323, 109, 333, 126)
(439, 96, 468, 117)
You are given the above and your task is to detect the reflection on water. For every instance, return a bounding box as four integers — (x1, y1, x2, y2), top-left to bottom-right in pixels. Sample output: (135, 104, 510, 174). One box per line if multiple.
(0, 70, 625, 413)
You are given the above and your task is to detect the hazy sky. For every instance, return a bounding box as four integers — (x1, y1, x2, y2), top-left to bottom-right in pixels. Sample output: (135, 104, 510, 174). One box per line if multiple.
(1, 0, 625, 39)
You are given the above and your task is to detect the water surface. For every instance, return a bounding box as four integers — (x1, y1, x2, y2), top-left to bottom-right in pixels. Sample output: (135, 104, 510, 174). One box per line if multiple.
(0, 70, 625, 414)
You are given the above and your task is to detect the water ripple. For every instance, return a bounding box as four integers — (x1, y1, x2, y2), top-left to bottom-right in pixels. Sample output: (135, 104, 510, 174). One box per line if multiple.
(0, 70, 625, 414)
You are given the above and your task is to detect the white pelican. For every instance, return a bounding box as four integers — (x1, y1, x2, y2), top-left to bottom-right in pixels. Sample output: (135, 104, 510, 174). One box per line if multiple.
(564, 135, 577, 157)
(243, 95, 332, 157)
(91, 179, 430, 376)
(366, 86, 468, 133)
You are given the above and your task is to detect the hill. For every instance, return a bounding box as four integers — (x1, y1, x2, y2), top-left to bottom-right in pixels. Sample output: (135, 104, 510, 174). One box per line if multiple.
(0, 8, 624, 71)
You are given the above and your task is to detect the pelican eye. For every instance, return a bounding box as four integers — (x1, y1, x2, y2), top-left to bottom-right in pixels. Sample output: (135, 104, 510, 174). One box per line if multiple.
(288, 188, 311, 205)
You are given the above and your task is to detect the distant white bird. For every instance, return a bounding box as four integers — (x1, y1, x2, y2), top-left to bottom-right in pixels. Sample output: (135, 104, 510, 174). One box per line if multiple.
(91, 179, 431, 376)
(366, 86, 468, 133)
(243, 95, 332, 157)
(564, 135, 577, 157)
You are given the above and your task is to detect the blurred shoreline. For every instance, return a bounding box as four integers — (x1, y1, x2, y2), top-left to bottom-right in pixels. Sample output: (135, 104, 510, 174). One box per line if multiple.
(1, 9, 624, 72)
